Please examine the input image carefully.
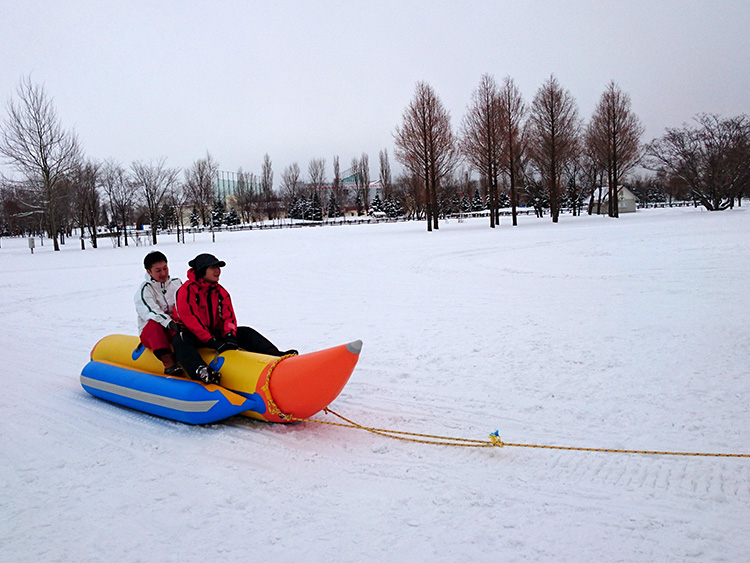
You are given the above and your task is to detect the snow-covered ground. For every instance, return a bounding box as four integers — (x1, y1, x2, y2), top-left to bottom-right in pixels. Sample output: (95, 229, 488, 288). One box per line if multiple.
(2, 207, 749, 562)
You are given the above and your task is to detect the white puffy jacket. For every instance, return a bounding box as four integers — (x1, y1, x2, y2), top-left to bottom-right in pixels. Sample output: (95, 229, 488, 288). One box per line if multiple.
(134, 274, 182, 334)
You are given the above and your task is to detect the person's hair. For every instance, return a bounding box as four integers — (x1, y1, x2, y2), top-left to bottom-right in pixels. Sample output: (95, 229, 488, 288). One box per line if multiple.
(144, 251, 168, 270)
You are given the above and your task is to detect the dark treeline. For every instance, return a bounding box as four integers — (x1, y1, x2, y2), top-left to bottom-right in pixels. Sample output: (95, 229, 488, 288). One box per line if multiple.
(2, 75, 748, 248)
(394, 75, 749, 231)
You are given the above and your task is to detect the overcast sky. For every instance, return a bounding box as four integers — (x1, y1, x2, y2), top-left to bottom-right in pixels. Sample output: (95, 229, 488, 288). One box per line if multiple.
(2, 1, 748, 181)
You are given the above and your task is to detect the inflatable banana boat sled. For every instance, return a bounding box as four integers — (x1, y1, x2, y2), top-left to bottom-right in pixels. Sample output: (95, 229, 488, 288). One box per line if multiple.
(81, 334, 362, 424)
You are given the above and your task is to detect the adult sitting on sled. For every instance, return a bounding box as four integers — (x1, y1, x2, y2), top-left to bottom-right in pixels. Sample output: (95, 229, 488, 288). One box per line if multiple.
(172, 253, 297, 385)
(134, 251, 183, 375)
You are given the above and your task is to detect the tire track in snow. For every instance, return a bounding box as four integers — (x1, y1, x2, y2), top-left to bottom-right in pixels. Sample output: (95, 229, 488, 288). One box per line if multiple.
(516, 447, 750, 499)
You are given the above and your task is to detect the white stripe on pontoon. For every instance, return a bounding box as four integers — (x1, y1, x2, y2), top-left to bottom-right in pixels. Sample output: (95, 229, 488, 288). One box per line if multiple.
(81, 375, 218, 413)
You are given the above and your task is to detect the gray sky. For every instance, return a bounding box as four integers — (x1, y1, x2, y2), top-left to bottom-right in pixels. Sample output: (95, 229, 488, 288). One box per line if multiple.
(2, 0, 748, 181)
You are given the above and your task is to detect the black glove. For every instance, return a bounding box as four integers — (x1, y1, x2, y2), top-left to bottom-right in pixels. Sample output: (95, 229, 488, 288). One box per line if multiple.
(218, 334, 239, 353)
(167, 321, 180, 332)
(195, 365, 221, 385)
(207, 336, 239, 353)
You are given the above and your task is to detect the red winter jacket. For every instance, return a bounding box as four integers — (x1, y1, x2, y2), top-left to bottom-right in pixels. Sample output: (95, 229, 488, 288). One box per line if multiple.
(173, 269, 238, 343)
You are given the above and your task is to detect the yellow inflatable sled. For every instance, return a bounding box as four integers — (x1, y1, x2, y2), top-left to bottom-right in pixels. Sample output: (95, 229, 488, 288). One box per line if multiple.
(81, 334, 362, 424)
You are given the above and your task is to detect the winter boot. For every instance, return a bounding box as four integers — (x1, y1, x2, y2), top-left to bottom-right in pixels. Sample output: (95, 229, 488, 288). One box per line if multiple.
(161, 353, 183, 376)
(164, 364, 183, 376)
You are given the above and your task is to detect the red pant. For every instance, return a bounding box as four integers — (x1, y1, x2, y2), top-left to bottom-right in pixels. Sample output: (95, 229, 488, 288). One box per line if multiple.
(140, 320, 176, 357)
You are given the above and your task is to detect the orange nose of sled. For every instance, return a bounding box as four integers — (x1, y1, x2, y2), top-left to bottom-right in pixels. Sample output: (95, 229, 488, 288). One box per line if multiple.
(269, 340, 362, 419)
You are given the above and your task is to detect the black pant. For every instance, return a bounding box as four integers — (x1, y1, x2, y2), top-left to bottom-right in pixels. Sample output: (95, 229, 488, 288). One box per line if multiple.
(172, 326, 281, 378)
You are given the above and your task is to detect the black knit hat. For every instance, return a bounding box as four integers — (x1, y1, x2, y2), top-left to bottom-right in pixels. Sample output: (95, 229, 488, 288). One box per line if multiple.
(189, 253, 226, 278)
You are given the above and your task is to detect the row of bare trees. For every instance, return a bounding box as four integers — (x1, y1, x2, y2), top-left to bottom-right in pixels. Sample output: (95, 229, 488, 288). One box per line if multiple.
(277, 151, 385, 218)
(0, 77, 310, 249)
(0, 77, 185, 248)
(3, 75, 746, 247)
(394, 75, 647, 230)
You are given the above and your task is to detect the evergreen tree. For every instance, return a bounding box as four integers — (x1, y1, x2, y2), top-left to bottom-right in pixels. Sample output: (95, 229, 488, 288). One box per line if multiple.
(225, 208, 240, 226)
(288, 196, 301, 220)
(461, 194, 472, 212)
(158, 203, 174, 230)
(472, 189, 484, 211)
(211, 197, 226, 227)
(326, 193, 341, 218)
(451, 194, 461, 213)
(189, 206, 200, 227)
(370, 194, 383, 214)
(311, 192, 323, 221)
(384, 194, 404, 218)
(355, 192, 364, 216)
(394, 197, 404, 217)
(302, 195, 313, 221)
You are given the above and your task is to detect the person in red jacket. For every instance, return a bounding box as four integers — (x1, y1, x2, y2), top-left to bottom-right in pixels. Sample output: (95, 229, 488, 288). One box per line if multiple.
(172, 253, 296, 384)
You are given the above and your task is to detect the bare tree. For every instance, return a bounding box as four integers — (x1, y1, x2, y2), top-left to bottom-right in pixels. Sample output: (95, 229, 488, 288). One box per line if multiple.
(0, 180, 18, 237)
(0, 180, 11, 235)
(131, 158, 180, 244)
(526, 75, 581, 223)
(305, 157, 326, 212)
(0, 179, 45, 236)
(460, 74, 502, 227)
(331, 155, 347, 212)
(586, 81, 644, 217)
(184, 152, 219, 227)
(581, 135, 607, 215)
(349, 157, 364, 214)
(168, 180, 189, 243)
(281, 162, 301, 203)
(393, 172, 425, 220)
(332, 156, 341, 188)
(394, 81, 458, 231)
(261, 153, 276, 220)
(233, 168, 256, 223)
(69, 160, 100, 249)
(498, 76, 526, 226)
(0, 76, 82, 250)
(563, 155, 594, 216)
(644, 113, 750, 210)
(99, 159, 136, 246)
(520, 153, 548, 218)
(308, 158, 327, 189)
(359, 153, 370, 214)
(379, 149, 392, 198)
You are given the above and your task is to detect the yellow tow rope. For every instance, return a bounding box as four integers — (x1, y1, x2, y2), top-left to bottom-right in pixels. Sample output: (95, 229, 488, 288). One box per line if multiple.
(290, 408, 750, 458)
(259, 352, 748, 457)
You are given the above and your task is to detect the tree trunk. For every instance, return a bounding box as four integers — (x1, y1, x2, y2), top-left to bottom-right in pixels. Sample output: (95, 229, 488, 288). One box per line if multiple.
(49, 219, 60, 251)
(489, 170, 496, 228)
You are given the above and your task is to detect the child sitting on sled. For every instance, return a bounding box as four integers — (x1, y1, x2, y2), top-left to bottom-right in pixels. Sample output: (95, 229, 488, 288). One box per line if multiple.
(134, 251, 183, 375)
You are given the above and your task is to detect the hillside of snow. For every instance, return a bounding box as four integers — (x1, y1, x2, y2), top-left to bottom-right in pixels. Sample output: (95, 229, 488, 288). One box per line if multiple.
(2, 207, 749, 561)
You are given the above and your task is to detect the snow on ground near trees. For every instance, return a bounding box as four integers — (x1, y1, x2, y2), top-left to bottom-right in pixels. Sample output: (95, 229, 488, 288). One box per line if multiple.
(2, 208, 749, 562)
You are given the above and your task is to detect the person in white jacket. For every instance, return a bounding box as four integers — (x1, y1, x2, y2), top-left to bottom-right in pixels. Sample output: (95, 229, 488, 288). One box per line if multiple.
(134, 251, 183, 375)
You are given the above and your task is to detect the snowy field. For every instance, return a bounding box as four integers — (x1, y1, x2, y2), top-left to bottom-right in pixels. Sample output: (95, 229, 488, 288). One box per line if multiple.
(2, 207, 749, 562)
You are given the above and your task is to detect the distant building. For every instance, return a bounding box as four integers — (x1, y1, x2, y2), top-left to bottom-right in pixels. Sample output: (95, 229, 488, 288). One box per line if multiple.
(214, 170, 260, 199)
(591, 186, 638, 214)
